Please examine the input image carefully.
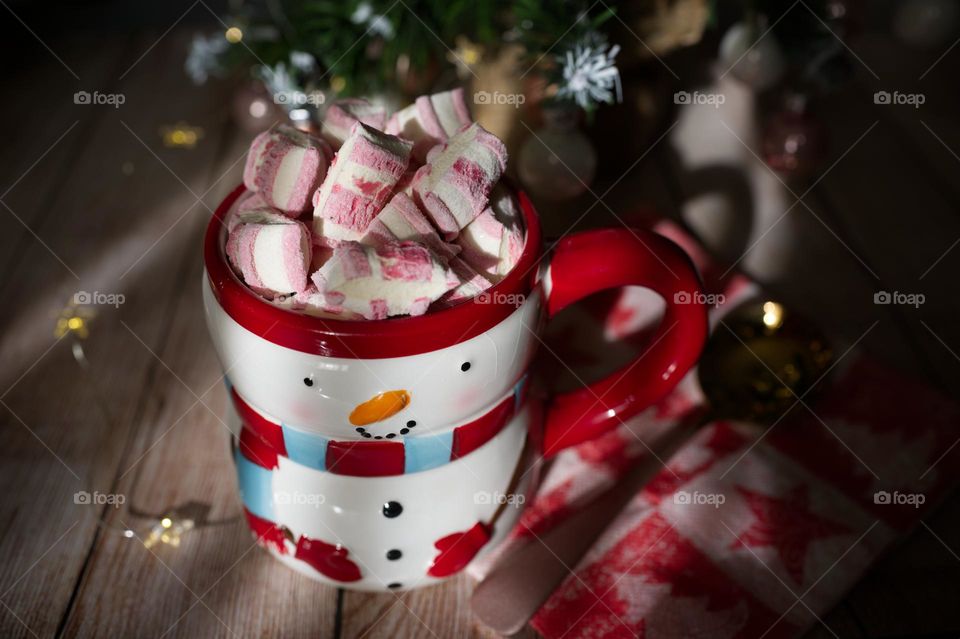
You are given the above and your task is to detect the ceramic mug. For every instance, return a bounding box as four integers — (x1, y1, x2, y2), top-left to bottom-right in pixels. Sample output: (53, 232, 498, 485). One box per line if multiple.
(204, 184, 708, 591)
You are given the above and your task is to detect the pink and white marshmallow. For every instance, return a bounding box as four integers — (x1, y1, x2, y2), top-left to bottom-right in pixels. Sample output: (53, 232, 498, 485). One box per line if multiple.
(312, 124, 412, 244)
(412, 123, 507, 240)
(321, 99, 388, 149)
(457, 200, 524, 282)
(273, 285, 364, 320)
(226, 221, 312, 298)
(438, 257, 493, 306)
(386, 88, 472, 161)
(226, 201, 297, 233)
(243, 125, 333, 215)
(311, 241, 458, 319)
(361, 192, 458, 261)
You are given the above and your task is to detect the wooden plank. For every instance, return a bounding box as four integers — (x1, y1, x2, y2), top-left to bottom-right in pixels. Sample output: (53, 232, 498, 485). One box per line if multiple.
(0, 34, 133, 302)
(340, 574, 539, 639)
(809, 78, 960, 637)
(849, 31, 960, 207)
(843, 490, 960, 637)
(810, 85, 960, 394)
(57, 85, 337, 637)
(0, 31, 240, 638)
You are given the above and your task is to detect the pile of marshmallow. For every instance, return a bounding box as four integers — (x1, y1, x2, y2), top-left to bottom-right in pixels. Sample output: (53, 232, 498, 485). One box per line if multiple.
(225, 88, 524, 320)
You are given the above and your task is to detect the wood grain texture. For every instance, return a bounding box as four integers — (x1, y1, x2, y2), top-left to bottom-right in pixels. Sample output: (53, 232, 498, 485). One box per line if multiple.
(806, 42, 960, 635)
(59, 116, 339, 637)
(0, 31, 237, 638)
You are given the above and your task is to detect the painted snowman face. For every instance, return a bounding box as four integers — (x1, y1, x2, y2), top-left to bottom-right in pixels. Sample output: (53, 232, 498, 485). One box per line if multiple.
(205, 280, 541, 439)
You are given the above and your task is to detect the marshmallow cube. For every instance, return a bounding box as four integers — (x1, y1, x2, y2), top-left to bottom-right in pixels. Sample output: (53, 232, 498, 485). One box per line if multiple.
(243, 125, 333, 214)
(413, 123, 507, 240)
(313, 124, 413, 244)
(457, 203, 524, 282)
(386, 88, 472, 161)
(226, 221, 312, 298)
(321, 99, 388, 149)
(312, 241, 458, 319)
(273, 285, 364, 320)
(226, 200, 297, 233)
(439, 257, 493, 306)
(235, 190, 270, 213)
(361, 192, 458, 262)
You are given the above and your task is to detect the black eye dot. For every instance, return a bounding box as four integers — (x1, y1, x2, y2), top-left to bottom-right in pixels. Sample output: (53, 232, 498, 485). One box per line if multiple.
(303, 377, 313, 387)
(388, 582, 402, 589)
(460, 362, 471, 372)
(400, 428, 409, 435)
(382, 501, 402, 518)
(406, 420, 416, 428)
(386, 549, 402, 560)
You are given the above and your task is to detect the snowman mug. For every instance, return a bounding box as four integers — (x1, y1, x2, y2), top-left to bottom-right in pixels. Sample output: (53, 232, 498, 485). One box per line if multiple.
(204, 184, 708, 591)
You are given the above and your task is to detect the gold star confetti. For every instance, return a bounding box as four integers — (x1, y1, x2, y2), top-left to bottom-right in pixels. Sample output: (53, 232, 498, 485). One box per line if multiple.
(330, 76, 347, 93)
(142, 514, 195, 549)
(55, 303, 96, 339)
(160, 122, 204, 149)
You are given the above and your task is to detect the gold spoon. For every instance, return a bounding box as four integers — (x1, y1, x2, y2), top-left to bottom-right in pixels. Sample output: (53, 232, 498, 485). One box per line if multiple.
(471, 298, 833, 635)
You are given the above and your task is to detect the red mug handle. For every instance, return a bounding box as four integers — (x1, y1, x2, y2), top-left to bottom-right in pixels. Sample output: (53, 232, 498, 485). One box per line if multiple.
(542, 228, 709, 457)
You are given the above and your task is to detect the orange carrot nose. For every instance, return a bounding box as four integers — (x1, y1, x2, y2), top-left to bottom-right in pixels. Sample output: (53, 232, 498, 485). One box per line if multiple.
(349, 390, 411, 425)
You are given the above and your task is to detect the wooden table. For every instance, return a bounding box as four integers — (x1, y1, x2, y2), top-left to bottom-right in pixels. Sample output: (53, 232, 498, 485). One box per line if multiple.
(1, 21, 959, 639)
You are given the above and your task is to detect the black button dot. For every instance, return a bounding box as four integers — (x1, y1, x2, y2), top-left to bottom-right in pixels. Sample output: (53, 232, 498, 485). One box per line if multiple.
(303, 377, 313, 387)
(388, 582, 402, 589)
(400, 428, 409, 435)
(385, 433, 396, 439)
(382, 501, 402, 518)
(460, 362, 471, 372)
(406, 420, 416, 428)
(386, 549, 402, 560)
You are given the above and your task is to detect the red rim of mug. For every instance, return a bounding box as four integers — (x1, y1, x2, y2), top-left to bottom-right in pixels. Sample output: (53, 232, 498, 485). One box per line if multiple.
(204, 184, 543, 359)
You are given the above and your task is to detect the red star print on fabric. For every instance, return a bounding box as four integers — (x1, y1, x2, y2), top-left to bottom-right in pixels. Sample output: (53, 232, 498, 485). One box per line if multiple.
(730, 485, 851, 587)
